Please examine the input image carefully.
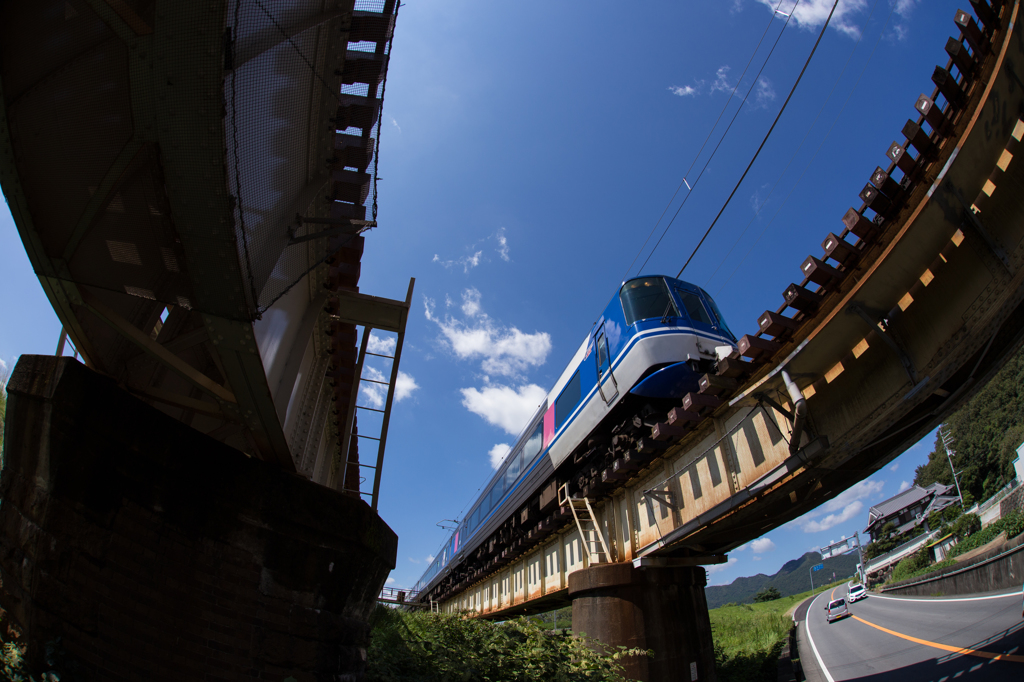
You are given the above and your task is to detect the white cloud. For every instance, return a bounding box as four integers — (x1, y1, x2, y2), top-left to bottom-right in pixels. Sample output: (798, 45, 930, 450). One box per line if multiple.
(891, 0, 918, 41)
(751, 537, 776, 553)
(360, 367, 419, 408)
(889, 463, 899, 472)
(426, 554, 435, 563)
(489, 443, 511, 469)
(899, 480, 911, 492)
(735, 543, 750, 552)
(797, 479, 885, 533)
(424, 293, 551, 377)
(754, 0, 868, 39)
(388, 114, 401, 133)
(802, 500, 863, 533)
(461, 288, 482, 317)
(669, 85, 697, 97)
(711, 66, 733, 94)
(394, 371, 419, 402)
(706, 557, 739, 576)
(461, 383, 547, 435)
(408, 557, 421, 564)
(753, 78, 775, 108)
(433, 250, 483, 273)
(820, 480, 885, 515)
(367, 333, 396, 356)
(386, 576, 396, 584)
(495, 228, 510, 262)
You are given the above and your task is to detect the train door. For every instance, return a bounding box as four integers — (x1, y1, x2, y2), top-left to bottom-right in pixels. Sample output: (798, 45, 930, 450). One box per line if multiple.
(595, 323, 618, 405)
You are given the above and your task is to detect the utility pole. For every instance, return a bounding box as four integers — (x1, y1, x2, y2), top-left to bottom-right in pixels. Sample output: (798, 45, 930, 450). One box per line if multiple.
(854, 531, 865, 585)
(940, 426, 965, 507)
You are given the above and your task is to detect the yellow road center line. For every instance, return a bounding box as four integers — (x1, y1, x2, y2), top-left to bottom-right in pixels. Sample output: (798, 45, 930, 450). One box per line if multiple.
(850, 615, 1024, 664)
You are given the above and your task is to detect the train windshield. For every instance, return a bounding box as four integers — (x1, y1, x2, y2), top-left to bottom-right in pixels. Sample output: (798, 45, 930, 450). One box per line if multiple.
(620, 277, 677, 326)
(700, 288, 735, 340)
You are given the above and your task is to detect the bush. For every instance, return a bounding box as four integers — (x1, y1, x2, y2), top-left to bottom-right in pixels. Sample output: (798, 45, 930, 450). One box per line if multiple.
(889, 548, 930, 583)
(753, 587, 781, 603)
(949, 513, 981, 540)
(365, 606, 650, 682)
(948, 510, 1024, 559)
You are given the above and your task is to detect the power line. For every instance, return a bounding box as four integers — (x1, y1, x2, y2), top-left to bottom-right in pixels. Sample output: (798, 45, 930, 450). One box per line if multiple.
(714, 0, 897, 294)
(621, 0, 796, 281)
(703, 0, 884, 289)
(676, 0, 841, 279)
(636, 2, 801, 276)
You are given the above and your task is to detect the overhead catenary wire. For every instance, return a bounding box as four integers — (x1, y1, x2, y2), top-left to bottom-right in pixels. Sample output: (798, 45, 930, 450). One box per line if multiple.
(676, 0, 842, 279)
(714, 0, 898, 294)
(636, 3, 801, 276)
(703, 0, 884, 290)
(621, 0, 797, 282)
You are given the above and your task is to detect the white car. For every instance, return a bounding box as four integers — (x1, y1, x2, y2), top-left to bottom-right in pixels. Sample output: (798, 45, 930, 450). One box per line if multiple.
(848, 584, 867, 602)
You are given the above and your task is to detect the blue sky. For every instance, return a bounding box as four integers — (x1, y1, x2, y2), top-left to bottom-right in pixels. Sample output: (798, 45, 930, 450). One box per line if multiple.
(1, 0, 962, 589)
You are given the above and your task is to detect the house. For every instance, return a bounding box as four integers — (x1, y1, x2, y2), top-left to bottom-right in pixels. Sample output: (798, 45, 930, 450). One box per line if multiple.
(864, 482, 959, 543)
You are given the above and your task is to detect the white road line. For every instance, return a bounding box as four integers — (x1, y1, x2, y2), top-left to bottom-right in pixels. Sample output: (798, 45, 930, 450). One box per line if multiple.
(870, 590, 1023, 603)
(804, 591, 836, 682)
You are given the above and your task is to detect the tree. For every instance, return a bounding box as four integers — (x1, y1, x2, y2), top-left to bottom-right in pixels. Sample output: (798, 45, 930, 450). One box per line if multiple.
(863, 522, 899, 560)
(914, 344, 1024, 502)
(753, 586, 781, 603)
(0, 362, 8, 456)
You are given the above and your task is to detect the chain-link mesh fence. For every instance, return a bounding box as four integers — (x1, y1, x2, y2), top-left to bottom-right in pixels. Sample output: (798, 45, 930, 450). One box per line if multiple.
(227, 0, 398, 318)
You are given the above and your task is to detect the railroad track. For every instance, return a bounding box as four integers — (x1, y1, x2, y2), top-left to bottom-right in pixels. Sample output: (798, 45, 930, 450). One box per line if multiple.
(420, 0, 1024, 616)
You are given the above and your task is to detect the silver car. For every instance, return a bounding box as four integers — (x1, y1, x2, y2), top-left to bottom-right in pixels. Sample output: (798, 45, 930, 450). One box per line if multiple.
(825, 598, 849, 623)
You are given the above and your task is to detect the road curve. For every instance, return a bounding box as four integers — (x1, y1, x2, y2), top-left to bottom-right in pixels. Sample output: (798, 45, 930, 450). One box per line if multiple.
(799, 583, 1024, 681)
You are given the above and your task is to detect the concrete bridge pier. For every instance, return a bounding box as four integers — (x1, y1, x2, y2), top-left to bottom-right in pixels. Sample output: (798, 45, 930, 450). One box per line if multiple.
(569, 563, 716, 682)
(0, 355, 397, 680)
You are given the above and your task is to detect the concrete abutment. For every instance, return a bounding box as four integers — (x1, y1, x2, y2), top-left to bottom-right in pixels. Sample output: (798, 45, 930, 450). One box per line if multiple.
(0, 355, 397, 680)
(569, 562, 716, 682)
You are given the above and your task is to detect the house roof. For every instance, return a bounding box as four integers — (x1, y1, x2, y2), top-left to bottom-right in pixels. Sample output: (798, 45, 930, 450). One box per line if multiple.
(864, 482, 954, 532)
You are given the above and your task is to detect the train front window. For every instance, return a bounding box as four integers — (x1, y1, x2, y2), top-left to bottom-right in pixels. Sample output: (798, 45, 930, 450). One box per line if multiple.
(620, 278, 677, 326)
(674, 287, 714, 326)
(700, 288, 735, 339)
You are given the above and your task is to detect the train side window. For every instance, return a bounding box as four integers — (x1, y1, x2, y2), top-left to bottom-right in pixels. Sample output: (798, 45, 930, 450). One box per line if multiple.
(620, 277, 677, 326)
(505, 448, 523, 488)
(674, 287, 714, 326)
(596, 331, 608, 370)
(555, 371, 581, 430)
(523, 422, 544, 463)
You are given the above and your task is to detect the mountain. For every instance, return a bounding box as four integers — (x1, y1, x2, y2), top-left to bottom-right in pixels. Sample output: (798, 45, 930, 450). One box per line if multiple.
(704, 551, 860, 609)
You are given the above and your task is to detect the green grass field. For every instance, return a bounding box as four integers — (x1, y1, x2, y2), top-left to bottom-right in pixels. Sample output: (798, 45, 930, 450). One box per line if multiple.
(710, 579, 851, 682)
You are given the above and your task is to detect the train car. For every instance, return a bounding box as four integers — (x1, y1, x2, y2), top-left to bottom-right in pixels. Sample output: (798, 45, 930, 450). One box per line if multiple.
(412, 275, 736, 598)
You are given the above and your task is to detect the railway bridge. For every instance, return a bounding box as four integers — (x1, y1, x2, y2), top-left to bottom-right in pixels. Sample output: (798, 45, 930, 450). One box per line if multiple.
(0, 1, 410, 679)
(414, 2, 1024, 680)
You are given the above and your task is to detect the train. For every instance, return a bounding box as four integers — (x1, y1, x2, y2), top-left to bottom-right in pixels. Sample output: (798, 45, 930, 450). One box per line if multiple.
(412, 275, 737, 599)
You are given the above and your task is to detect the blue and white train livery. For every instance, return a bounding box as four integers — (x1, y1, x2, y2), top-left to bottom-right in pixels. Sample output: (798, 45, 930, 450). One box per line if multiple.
(413, 276, 736, 600)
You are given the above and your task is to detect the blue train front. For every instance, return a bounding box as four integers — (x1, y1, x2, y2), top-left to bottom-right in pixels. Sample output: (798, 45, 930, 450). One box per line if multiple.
(413, 276, 736, 600)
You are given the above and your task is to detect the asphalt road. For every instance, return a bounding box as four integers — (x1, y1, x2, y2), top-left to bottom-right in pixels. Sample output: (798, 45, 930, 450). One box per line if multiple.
(796, 583, 1024, 681)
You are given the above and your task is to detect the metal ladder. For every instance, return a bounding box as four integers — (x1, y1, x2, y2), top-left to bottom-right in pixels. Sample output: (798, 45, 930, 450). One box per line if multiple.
(561, 484, 610, 565)
(337, 281, 414, 511)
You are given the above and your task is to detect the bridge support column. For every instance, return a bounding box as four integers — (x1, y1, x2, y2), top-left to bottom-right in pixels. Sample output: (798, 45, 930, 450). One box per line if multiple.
(569, 562, 716, 682)
(0, 356, 397, 680)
